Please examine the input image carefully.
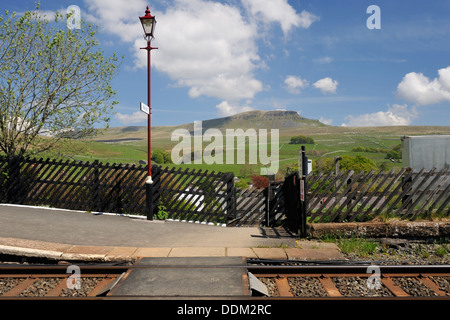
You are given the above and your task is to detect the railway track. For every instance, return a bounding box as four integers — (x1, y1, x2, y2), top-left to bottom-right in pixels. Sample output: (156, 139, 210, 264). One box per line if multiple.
(0, 261, 448, 299)
(247, 262, 450, 299)
(0, 263, 129, 298)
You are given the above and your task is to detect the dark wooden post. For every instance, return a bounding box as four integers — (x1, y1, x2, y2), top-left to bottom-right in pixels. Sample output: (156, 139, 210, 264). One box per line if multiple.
(226, 173, 236, 225)
(299, 146, 308, 238)
(265, 174, 275, 227)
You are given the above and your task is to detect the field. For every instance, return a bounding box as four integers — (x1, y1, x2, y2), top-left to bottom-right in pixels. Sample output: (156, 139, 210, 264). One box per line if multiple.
(39, 119, 450, 183)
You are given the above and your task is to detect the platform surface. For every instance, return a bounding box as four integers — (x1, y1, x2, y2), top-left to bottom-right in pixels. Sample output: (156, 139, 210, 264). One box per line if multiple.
(0, 204, 344, 262)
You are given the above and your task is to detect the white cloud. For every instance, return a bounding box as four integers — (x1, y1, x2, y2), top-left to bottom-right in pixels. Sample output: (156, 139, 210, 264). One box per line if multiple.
(397, 66, 450, 105)
(284, 75, 309, 94)
(342, 104, 417, 127)
(242, 0, 318, 35)
(313, 77, 339, 94)
(319, 117, 333, 125)
(216, 101, 254, 117)
(83, 0, 145, 42)
(116, 111, 147, 125)
(132, 0, 263, 102)
(85, 0, 316, 116)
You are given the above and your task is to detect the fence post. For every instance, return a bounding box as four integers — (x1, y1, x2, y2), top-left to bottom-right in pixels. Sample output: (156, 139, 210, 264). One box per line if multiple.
(226, 173, 236, 224)
(299, 146, 307, 238)
(6, 156, 21, 203)
(147, 164, 161, 220)
(146, 183, 153, 220)
(90, 160, 100, 211)
(146, 165, 154, 220)
(265, 174, 275, 227)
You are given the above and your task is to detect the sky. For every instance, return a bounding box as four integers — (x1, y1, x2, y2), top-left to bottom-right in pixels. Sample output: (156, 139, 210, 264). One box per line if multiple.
(2, 0, 450, 128)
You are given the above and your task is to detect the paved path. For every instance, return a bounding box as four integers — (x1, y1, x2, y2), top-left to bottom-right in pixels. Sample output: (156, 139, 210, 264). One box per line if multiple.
(0, 204, 343, 262)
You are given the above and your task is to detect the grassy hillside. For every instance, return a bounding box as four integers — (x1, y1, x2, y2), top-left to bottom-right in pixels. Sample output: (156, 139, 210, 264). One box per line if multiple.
(34, 110, 450, 180)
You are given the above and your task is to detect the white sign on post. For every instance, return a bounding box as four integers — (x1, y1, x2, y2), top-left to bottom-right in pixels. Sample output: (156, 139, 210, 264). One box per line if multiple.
(140, 102, 150, 115)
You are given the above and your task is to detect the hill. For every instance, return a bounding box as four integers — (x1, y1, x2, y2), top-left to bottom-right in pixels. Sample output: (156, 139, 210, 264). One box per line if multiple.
(91, 110, 327, 143)
(38, 109, 449, 179)
(199, 110, 326, 130)
(91, 109, 450, 144)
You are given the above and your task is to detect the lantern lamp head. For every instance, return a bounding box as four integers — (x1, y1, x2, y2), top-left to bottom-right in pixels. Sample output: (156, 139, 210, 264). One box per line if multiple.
(139, 6, 156, 40)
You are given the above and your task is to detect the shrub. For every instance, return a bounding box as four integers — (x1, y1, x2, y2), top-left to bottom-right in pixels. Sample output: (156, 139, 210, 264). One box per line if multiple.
(151, 150, 172, 164)
(156, 204, 168, 220)
(235, 179, 248, 189)
(352, 146, 388, 153)
(251, 174, 269, 189)
(314, 155, 378, 173)
(289, 135, 315, 144)
(386, 144, 402, 160)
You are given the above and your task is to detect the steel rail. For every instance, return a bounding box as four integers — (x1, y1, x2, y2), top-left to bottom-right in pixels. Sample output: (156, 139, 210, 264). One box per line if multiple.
(0, 262, 448, 299)
(247, 263, 450, 299)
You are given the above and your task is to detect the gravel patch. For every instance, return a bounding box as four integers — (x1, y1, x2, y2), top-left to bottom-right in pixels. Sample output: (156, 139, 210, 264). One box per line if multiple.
(429, 276, 450, 296)
(0, 278, 23, 295)
(60, 277, 103, 297)
(258, 277, 279, 297)
(288, 277, 327, 297)
(392, 277, 438, 297)
(332, 276, 393, 297)
(19, 278, 60, 297)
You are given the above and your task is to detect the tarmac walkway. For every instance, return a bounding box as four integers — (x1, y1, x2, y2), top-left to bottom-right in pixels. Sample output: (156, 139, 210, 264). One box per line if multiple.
(0, 204, 343, 262)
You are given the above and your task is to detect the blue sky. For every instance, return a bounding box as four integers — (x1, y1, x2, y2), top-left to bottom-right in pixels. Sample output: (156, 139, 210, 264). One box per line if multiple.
(2, 0, 450, 128)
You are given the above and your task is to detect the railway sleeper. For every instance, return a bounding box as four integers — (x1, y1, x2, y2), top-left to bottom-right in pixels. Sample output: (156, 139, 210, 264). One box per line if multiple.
(253, 273, 450, 298)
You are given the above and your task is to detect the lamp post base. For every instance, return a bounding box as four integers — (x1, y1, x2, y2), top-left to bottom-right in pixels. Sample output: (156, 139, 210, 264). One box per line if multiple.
(146, 181, 153, 221)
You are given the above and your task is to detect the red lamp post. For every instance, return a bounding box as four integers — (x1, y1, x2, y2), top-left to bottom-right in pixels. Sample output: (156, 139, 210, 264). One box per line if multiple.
(140, 5, 158, 219)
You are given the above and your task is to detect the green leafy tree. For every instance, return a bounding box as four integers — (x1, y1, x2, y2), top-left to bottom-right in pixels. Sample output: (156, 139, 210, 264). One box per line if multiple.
(289, 135, 315, 144)
(386, 144, 402, 160)
(0, 6, 121, 159)
(314, 155, 378, 173)
(340, 155, 378, 172)
(152, 150, 173, 164)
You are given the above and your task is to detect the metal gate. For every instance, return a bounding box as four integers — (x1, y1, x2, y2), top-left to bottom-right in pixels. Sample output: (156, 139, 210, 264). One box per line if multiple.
(266, 172, 306, 235)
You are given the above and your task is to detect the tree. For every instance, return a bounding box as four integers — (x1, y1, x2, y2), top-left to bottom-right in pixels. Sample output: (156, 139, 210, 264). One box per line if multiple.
(0, 6, 121, 159)
(151, 150, 173, 164)
(314, 155, 378, 173)
(289, 135, 315, 144)
(386, 144, 402, 160)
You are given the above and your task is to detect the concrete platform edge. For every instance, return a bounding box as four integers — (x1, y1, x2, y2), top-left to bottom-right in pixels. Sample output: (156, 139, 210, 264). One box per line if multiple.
(0, 237, 343, 262)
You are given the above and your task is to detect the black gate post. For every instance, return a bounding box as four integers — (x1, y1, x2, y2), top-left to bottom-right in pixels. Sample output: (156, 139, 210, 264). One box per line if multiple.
(146, 183, 153, 220)
(146, 164, 161, 220)
(146, 164, 154, 220)
(299, 146, 308, 238)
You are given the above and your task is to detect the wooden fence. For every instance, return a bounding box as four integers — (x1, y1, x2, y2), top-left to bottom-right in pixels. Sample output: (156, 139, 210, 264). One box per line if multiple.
(0, 157, 148, 215)
(1, 157, 448, 228)
(0, 157, 262, 226)
(306, 168, 450, 222)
